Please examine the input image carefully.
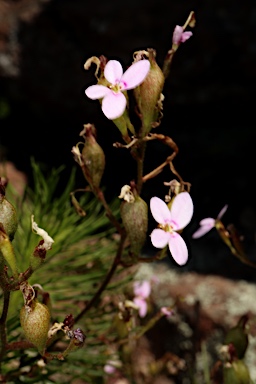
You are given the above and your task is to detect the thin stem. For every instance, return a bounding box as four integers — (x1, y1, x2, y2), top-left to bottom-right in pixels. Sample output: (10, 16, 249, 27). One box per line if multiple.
(6, 267, 33, 292)
(79, 163, 123, 233)
(135, 141, 147, 195)
(118, 309, 165, 347)
(75, 232, 127, 323)
(0, 290, 10, 367)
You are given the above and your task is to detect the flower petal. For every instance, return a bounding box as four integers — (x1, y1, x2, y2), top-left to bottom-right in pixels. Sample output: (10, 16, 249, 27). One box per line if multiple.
(151, 228, 170, 248)
(161, 307, 173, 317)
(172, 25, 183, 44)
(133, 297, 148, 318)
(170, 192, 193, 230)
(134, 281, 151, 298)
(180, 31, 193, 43)
(121, 60, 150, 90)
(150, 197, 171, 224)
(101, 92, 126, 120)
(199, 218, 215, 226)
(168, 232, 188, 265)
(192, 225, 213, 239)
(85, 84, 110, 100)
(217, 204, 228, 220)
(104, 60, 123, 84)
(192, 218, 215, 239)
(104, 364, 116, 374)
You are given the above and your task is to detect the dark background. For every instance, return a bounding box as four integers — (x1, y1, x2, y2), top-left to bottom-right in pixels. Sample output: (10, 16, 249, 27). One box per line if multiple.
(1, 0, 256, 278)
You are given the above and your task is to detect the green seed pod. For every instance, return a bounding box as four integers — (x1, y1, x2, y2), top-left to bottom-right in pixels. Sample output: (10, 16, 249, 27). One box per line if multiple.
(0, 183, 18, 241)
(224, 315, 249, 359)
(20, 299, 51, 355)
(120, 194, 148, 258)
(223, 360, 251, 384)
(133, 49, 165, 137)
(81, 124, 105, 188)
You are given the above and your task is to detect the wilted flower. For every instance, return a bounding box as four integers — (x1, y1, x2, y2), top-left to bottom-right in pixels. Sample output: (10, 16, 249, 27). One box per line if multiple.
(85, 59, 150, 120)
(192, 205, 228, 239)
(133, 280, 151, 318)
(150, 192, 193, 265)
(31, 215, 54, 251)
(172, 25, 192, 45)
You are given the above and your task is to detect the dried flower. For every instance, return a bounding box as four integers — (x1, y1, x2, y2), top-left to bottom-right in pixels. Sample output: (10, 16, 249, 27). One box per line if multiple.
(31, 215, 54, 251)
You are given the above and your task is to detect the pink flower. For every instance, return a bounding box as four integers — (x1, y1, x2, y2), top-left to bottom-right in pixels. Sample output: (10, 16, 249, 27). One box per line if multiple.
(192, 205, 228, 239)
(172, 25, 193, 45)
(150, 192, 194, 265)
(161, 307, 173, 318)
(85, 59, 150, 120)
(104, 363, 117, 375)
(133, 280, 151, 318)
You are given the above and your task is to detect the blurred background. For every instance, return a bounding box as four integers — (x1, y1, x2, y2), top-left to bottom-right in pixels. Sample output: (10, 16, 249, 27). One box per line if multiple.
(1, 0, 256, 279)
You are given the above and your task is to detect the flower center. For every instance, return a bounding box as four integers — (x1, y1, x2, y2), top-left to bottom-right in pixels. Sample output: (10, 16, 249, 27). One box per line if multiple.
(109, 80, 126, 93)
(159, 223, 174, 233)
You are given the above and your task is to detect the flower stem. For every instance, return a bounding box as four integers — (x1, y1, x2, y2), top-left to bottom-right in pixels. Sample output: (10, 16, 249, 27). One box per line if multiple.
(0, 289, 10, 368)
(75, 232, 127, 323)
(135, 140, 147, 195)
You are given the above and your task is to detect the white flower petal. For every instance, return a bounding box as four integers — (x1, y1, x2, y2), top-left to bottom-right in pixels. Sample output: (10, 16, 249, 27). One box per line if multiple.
(101, 92, 126, 120)
(121, 60, 150, 90)
(151, 228, 170, 248)
(168, 232, 188, 265)
(170, 192, 193, 230)
(150, 197, 171, 224)
(104, 60, 123, 84)
(85, 84, 110, 100)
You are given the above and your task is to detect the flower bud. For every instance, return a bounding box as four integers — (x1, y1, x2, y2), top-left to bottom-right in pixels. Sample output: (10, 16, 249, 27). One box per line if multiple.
(133, 49, 165, 137)
(0, 180, 18, 241)
(223, 360, 251, 384)
(20, 299, 51, 355)
(80, 124, 105, 188)
(224, 315, 249, 359)
(120, 188, 148, 258)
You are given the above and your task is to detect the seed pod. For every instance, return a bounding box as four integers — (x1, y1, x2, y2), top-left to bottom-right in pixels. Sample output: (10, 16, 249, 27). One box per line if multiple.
(0, 182, 18, 241)
(133, 49, 165, 137)
(224, 315, 249, 359)
(120, 194, 148, 258)
(223, 360, 251, 384)
(81, 124, 105, 188)
(20, 299, 51, 355)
